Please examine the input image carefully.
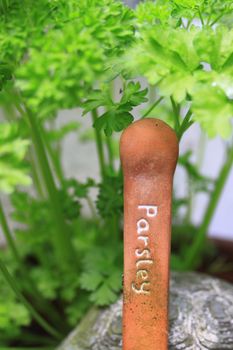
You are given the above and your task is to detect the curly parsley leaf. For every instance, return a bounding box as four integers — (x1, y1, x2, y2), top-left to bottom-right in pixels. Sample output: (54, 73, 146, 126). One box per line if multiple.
(80, 247, 122, 306)
(0, 123, 31, 193)
(96, 173, 123, 219)
(89, 81, 147, 136)
(3, 0, 135, 119)
(125, 2, 233, 138)
(192, 85, 233, 138)
(94, 111, 134, 137)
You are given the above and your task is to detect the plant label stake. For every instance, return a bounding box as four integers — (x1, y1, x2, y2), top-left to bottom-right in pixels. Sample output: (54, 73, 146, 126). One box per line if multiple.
(120, 118, 178, 350)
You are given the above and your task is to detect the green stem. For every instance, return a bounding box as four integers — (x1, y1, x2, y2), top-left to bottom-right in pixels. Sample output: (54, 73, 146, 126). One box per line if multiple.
(210, 13, 224, 26)
(198, 8, 204, 26)
(91, 109, 106, 179)
(29, 148, 45, 198)
(141, 97, 164, 119)
(170, 96, 180, 134)
(148, 84, 156, 104)
(0, 201, 21, 264)
(41, 125, 64, 184)
(191, 131, 207, 217)
(197, 131, 207, 169)
(24, 107, 74, 264)
(186, 15, 195, 29)
(86, 196, 98, 219)
(0, 258, 60, 340)
(178, 109, 193, 140)
(105, 135, 114, 172)
(184, 145, 233, 269)
(185, 177, 193, 224)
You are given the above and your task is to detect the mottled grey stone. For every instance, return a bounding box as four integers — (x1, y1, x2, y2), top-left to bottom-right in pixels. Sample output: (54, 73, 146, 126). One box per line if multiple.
(58, 272, 233, 350)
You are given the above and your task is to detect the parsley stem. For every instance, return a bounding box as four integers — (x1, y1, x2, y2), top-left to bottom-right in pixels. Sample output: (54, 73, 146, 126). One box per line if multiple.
(29, 147, 45, 198)
(184, 145, 233, 269)
(40, 125, 64, 184)
(198, 8, 205, 26)
(178, 109, 193, 140)
(25, 107, 74, 264)
(141, 96, 164, 119)
(0, 201, 21, 264)
(210, 13, 224, 27)
(0, 258, 61, 340)
(186, 16, 195, 29)
(106, 135, 114, 171)
(86, 196, 98, 219)
(170, 96, 180, 133)
(91, 109, 106, 179)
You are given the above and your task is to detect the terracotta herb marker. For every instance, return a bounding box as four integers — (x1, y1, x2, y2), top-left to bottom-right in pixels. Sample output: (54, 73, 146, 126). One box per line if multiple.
(120, 118, 179, 350)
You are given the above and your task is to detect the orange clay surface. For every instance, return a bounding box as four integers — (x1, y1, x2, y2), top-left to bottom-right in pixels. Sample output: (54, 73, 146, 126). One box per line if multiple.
(120, 118, 178, 350)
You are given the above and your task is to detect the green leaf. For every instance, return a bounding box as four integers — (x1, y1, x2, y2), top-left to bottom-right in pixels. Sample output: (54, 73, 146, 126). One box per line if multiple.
(89, 283, 117, 306)
(91, 81, 147, 135)
(192, 85, 233, 138)
(179, 151, 214, 192)
(124, 25, 199, 93)
(106, 270, 122, 292)
(80, 247, 122, 306)
(81, 89, 109, 115)
(120, 81, 148, 106)
(159, 72, 196, 102)
(0, 123, 31, 193)
(0, 265, 31, 336)
(65, 294, 89, 326)
(94, 110, 133, 136)
(149, 36, 188, 71)
(80, 271, 103, 292)
(31, 268, 60, 300)
(96, 173, 123, 219)
(193, 28, 223, 70)
(136, 0, 173, 26)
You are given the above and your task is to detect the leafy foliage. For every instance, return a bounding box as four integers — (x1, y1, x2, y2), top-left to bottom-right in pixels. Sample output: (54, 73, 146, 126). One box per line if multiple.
(5, 188, 123, 338)
(179, 151, 214, 192)
(96, 173, 123, 219)
(125, 0, 233, 138)
(0, 123, 31, 193)
(192, 84, 233, 138)
(0, 0, 233, 348)
(0, 253, 30, 341)
(83, 81, 148, 136)
(0, 0, 135, 119)
(80, 247, 122, 306)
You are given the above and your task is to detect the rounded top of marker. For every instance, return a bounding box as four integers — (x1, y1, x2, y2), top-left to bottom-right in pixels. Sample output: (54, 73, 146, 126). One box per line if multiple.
(120, 118, 179, 177)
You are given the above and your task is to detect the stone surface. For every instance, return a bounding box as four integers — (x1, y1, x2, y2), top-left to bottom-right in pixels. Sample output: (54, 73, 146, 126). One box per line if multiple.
(58, 272, 233, 350)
